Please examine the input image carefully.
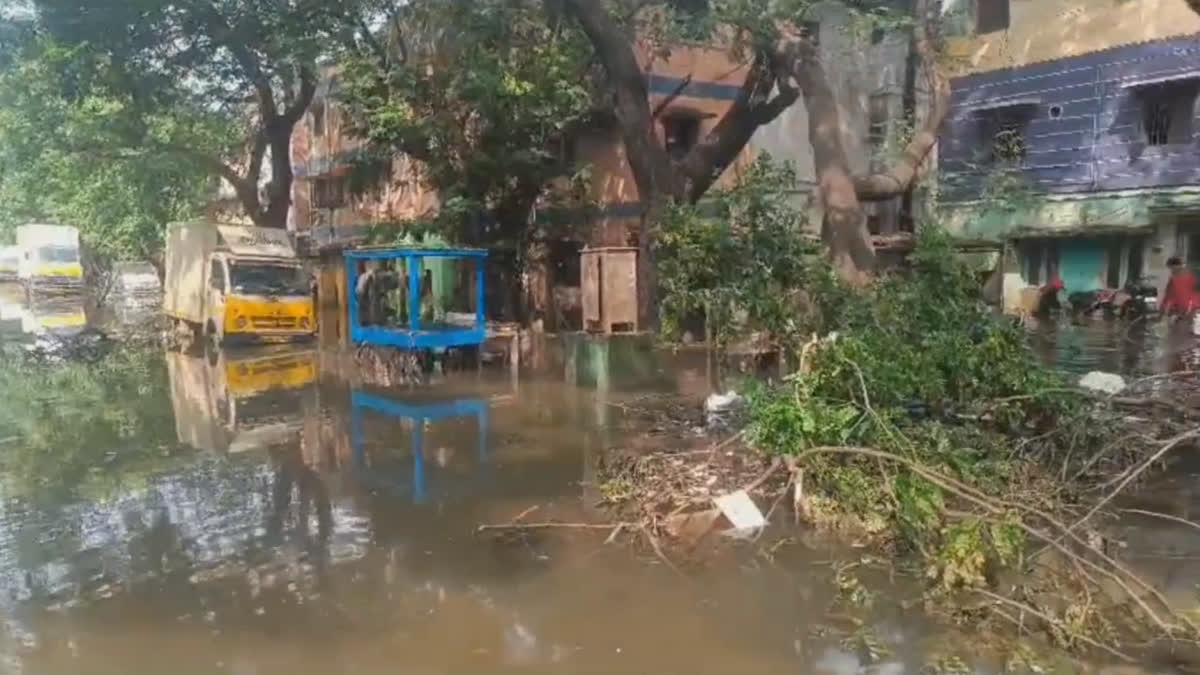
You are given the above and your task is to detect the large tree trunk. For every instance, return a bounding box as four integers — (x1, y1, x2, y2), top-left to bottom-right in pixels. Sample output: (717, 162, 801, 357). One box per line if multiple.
(561, 0, 679, 331)
(787, 0, 948, 282)
(790, 42, 877, 283)
(259, 119, 295, 229)
(562, 0, 950, 319)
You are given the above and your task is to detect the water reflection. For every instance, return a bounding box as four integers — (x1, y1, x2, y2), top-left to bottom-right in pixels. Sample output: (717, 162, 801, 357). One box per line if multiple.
(1027, 314, 1200, 377)
(3, 328, 1187, 674)
(167, 347, 317, 454)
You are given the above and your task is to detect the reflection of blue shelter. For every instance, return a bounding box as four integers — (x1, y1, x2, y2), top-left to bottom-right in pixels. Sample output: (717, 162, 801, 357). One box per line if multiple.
(350, 390, 490, 504)
(346, 247, 488, 349)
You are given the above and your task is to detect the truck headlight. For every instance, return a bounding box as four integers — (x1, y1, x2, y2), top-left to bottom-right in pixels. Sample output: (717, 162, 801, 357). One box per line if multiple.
(235, 316, 247, 329)
(300, 317, 310, 329)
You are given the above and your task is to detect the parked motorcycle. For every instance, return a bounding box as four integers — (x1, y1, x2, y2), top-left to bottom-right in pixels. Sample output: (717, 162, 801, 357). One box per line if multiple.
(1069, 277, 1158, 318)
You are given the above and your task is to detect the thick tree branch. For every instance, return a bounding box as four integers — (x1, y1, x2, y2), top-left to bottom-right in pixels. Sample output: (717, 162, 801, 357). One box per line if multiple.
(561, 0, 676, 330)
(245, 130, 268, 205)
(561, 0, 676, 202)
(679, 47, 799, 202)
(786, 31, 876, 282)
(852, 0, 949, 201)
(199, 6, 277, 118)
(76, 142, 261, 220)
(282, 64, 317, 126)
(651, 73, 692, 120)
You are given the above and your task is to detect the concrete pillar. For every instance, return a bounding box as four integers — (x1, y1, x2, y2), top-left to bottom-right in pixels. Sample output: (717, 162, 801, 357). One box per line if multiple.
(1145, 219, 1177, 300)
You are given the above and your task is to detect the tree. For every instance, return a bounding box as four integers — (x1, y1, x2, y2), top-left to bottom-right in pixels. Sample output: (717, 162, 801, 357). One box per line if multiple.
(339, 0, 596, 243)
(0, 43, 213, 266)
(558, 0, 949, 325)
(337, 0, 602, 320)
(11, 0, 364, 228)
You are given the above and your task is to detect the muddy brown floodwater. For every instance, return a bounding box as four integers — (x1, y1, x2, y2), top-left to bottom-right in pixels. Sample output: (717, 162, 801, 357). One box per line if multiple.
(0, 289, 1198, 674)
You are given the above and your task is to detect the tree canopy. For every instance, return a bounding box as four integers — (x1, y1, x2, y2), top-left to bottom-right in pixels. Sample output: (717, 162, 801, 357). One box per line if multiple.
(1, 0, 371, 234)
(338, 0, 598, 246)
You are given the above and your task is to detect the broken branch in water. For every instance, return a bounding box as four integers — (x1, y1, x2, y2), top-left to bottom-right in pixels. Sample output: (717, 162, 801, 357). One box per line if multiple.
(791, 445, 1186, 636)
(509, 504, 541, 523)
(476, 521, 635, 533)
(1065, 427, 1200, 536)
(742, 457, 783, 492)
(641, 524, 685, 577)
(1118, 508, 1200, 535)
(976, 588, 1135, 663)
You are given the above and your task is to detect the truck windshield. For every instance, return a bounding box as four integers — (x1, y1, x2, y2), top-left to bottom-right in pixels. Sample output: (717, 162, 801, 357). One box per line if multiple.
(229, 264, 308, 296)
(37, 246, 78, 263)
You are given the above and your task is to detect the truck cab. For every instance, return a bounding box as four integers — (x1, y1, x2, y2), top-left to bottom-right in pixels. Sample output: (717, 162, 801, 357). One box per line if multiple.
(165, 223, 314, 344)
(16, 224, 83, 291)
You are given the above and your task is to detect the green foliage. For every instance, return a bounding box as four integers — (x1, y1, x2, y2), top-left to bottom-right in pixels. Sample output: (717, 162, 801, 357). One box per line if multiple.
(745, 380, 864, 453)
(0, 0, 366, 237)
(658, 157, 816, 347)
(338, 0, 596, 245)
(0, 346, 179, 503)
(0, 41, 214, 262)
(727, 213, 1102, 589)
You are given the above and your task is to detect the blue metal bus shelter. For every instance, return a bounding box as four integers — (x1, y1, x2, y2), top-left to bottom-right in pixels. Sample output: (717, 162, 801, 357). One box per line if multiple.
(345, 247, 488, 350)
(350, 390, 491, 504)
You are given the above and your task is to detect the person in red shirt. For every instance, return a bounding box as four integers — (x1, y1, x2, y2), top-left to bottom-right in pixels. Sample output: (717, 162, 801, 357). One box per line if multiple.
(1160, 256, 1200, 317)
(1033, 276, 1064, 317)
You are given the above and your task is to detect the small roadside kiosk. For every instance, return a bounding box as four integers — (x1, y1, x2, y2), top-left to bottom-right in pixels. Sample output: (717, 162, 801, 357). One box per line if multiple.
(345, 246, 489, 351)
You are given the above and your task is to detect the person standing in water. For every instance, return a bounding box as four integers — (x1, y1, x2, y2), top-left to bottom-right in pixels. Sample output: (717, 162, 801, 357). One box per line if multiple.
(1160, 256, 1200, 319)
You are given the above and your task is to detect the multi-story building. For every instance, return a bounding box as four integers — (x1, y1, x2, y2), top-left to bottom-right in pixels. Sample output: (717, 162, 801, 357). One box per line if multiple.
(938, 0, 1200, 312)
(289, 8, 924, 324)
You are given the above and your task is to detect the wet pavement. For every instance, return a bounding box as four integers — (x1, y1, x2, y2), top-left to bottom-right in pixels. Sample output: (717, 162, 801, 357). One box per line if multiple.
(0, 286, 1197, 673)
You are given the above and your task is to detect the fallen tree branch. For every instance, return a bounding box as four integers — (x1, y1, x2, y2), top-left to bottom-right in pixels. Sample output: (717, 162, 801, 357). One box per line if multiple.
(743, 456, 783, 492)
(476, 521, 634, 533)
(791, 445, 1184, 634)
(1119, 508, 1200, 535)
(1064, 427, 1200, 537)
(976, 589, 1135, 663)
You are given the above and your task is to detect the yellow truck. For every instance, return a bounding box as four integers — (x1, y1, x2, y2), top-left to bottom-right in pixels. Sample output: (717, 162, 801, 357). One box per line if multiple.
(167, 346, 317, 453)
(164, 222, 314, 345)
(16, 224, 83, 291)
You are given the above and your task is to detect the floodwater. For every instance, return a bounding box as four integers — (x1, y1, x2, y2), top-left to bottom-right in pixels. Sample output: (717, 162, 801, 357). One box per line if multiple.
(1027, 314, 1200, 378)
(0, 286, 1197, 674)
(0, 287, 944, 675)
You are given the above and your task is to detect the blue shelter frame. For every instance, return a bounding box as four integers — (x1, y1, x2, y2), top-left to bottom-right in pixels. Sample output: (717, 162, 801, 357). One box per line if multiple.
(345, 247, 488, 350)
(350, 390, 491, 504)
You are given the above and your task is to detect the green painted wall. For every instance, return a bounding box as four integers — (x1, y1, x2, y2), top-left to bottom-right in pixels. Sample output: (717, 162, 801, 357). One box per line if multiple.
(939, 188, 1200, 242)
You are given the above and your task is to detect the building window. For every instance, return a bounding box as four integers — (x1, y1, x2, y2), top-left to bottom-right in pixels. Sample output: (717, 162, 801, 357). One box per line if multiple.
(801, 21, 820, 47)
(313, 176, 346, 210)
(662, 114, 701, 161)
(975, 0, 1010, 33)
(979, 108, 1031, 166)
(1137, 83, 1196, 147)
(311, 101, 326, 138)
